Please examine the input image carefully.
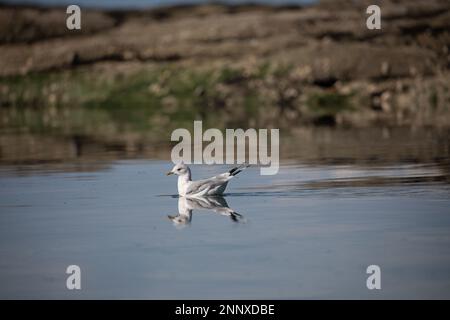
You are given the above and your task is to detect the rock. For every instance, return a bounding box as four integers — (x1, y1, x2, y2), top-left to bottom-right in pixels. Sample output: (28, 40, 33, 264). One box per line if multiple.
(0, 0, 447, 77)
(0, 7, 116, 44)
(0, 0, 449, 129)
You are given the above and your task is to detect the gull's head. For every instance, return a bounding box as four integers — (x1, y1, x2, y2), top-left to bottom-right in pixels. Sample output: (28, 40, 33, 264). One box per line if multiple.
(166, 161, 189, 176)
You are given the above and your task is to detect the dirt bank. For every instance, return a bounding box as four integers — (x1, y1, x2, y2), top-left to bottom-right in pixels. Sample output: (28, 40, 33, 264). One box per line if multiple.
(0, 0, 449, 130)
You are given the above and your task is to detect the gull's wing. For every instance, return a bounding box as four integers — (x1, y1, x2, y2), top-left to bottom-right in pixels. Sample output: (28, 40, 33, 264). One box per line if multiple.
(186, 196, 229, 210)
(185, 176, 228, 196)
(185, 164, 250, 196)
(185, 196, 245, 223)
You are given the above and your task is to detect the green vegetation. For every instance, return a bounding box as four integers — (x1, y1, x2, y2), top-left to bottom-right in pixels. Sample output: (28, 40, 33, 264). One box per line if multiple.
(429, 90, 438, 110)
(0, 62, 360, 136)
(0, 64, 273, 135)
(306, 92, 354, 117)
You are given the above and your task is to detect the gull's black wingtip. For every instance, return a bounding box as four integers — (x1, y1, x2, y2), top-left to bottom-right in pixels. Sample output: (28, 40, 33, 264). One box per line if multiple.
(230, 211, 244, 222)
(228, 163, 250, 176)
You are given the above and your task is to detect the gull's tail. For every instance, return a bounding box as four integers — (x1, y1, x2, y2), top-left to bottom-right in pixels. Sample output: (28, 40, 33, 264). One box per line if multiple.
(228, 163, 250, 176)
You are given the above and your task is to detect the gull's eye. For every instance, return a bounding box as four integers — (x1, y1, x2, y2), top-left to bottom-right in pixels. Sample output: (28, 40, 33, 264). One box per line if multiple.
(177, 168, 181, 171)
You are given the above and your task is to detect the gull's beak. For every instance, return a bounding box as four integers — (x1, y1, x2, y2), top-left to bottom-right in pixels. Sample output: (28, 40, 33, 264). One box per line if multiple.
(166, 171, 174, 176)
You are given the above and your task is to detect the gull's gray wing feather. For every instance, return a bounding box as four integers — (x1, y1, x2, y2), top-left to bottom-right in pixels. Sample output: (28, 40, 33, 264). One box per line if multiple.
(185, 176, 229, 195)
(186, 196, 229, 209)
(185, 164, 249, 196)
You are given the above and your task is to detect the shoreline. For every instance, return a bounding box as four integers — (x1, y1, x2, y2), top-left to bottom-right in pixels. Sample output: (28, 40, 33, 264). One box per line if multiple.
(0, 0, 449, 131)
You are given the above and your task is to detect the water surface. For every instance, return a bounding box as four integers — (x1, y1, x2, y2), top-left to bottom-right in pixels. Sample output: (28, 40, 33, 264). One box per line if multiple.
(1, 160, 449, 299)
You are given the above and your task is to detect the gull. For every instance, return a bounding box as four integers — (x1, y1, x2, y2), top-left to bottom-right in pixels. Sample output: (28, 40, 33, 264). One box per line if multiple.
(168, 197, 193, 227)
(166, 162, 249, 197)
(168, 196, 245, 228)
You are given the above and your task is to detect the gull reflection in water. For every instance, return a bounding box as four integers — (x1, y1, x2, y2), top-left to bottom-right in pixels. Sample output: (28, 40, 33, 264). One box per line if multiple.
(168, 196, 245, 228)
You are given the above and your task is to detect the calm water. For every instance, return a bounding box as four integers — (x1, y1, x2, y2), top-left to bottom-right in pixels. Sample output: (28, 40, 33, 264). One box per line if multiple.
(1, 160, 449, 299)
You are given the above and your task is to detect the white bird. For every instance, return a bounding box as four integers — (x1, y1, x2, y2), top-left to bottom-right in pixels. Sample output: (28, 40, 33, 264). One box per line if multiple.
(168, 196, 244, 227)
(168, 197, 193, 227)
(166, 162, 249, 197)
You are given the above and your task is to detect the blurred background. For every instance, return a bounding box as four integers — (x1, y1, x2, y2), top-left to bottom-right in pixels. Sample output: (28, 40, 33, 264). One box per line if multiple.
(0, 0, 449, 168)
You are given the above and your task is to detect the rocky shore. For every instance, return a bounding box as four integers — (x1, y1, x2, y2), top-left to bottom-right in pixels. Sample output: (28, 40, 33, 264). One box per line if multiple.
(0, 0, 449, 132)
